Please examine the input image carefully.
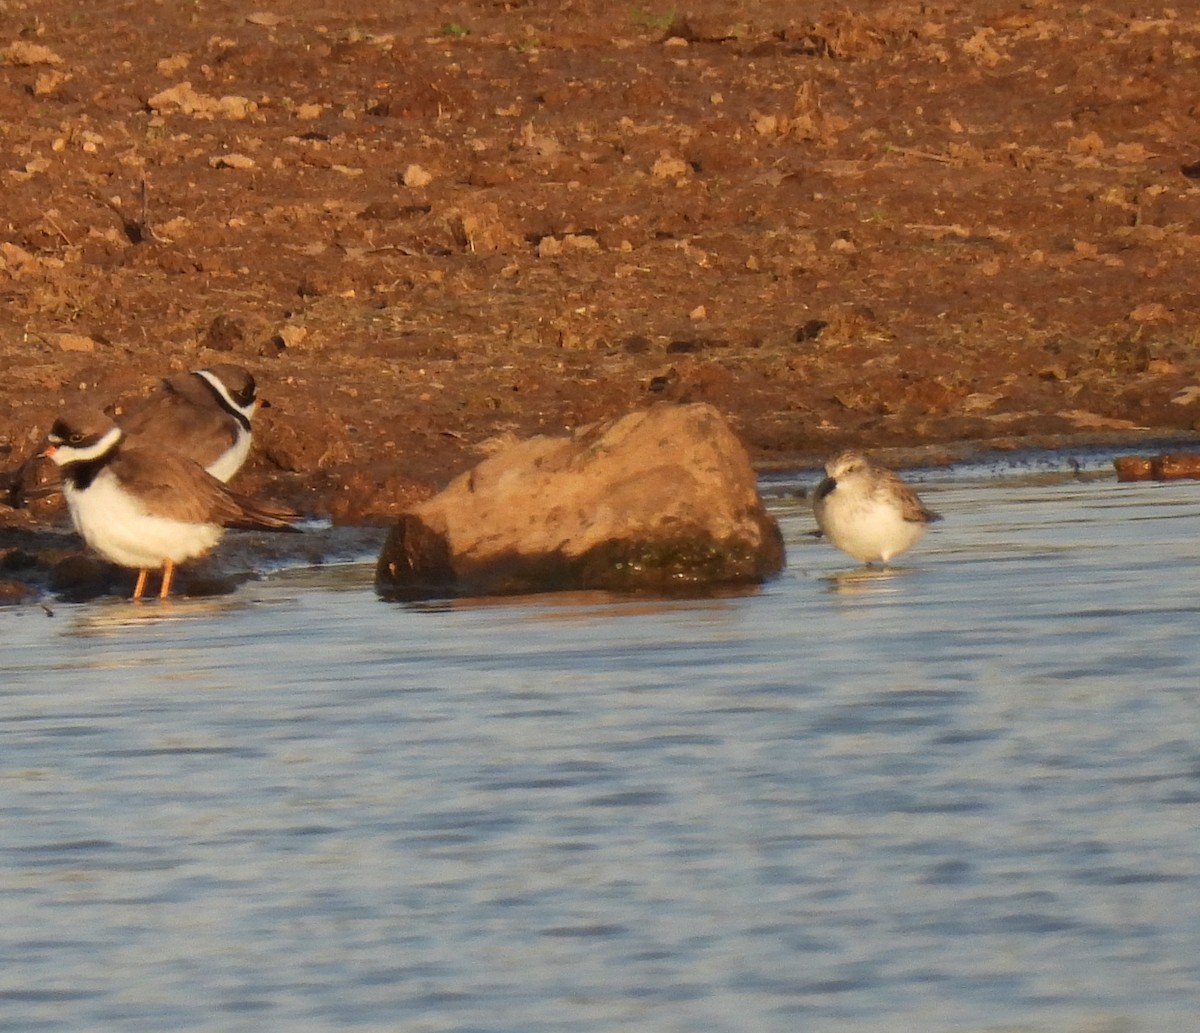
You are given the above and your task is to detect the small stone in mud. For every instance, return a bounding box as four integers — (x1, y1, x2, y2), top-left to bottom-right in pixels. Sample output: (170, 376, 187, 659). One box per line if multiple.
(1113, 456, 1154, 481)
(647, 369, 679, 393)
(402, 164, 433, 188)
(794, 319, 829, 343)
(257, 335, 288, 359)
(1159, 454, 1200, 480)
(204, 314, 246, 352)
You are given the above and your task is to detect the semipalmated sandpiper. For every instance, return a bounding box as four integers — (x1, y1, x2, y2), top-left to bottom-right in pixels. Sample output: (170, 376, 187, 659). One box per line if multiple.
(813, 449, 941, 565)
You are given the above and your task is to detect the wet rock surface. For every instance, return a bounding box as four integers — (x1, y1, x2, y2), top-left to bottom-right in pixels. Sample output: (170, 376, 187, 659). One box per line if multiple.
(2, 2, 1199, 594)
(1114, 452, 1200, 482)
(376, 404, 784, 598)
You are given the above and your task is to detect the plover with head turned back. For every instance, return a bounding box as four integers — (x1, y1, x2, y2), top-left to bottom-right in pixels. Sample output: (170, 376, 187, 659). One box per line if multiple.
(14, 365, 265, 509)
(812, 449, 941, 565)
(42, 406, 299, 600)
(117, 363, 264, 482)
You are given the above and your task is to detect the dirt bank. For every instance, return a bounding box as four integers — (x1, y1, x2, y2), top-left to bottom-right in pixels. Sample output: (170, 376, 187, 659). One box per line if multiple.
(2, 0, 1198, 540)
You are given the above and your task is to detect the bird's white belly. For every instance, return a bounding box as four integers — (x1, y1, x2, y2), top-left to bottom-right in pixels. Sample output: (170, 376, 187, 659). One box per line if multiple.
(64, 474, 223, 569)
(205, 428, 250, 483)
(819, 495, 925, 563)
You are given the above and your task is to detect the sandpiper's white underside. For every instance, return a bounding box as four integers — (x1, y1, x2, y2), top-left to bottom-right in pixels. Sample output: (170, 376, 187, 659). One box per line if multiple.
(64, 469, 223, 569)
(815, 491, 928, 564)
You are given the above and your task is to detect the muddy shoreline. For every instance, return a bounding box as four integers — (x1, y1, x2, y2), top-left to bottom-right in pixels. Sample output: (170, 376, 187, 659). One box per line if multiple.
(3, 1, 1199, 594)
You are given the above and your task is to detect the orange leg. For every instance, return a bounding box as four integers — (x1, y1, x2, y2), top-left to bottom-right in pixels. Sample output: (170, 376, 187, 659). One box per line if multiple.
(159, 560, 176, 600)
(132, 568, 149, 600)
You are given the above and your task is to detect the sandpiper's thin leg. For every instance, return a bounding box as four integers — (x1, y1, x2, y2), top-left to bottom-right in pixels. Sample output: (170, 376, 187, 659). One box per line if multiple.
(132, 568, 149, 600)
(159, 561, 175, 599)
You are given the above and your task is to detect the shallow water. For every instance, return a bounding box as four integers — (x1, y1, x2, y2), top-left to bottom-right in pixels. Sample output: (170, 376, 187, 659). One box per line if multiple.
(3, 455, 1200, 1032)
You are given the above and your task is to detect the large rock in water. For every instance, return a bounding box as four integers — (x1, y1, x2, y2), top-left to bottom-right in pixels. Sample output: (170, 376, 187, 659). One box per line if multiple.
(375, 403, 785, 599)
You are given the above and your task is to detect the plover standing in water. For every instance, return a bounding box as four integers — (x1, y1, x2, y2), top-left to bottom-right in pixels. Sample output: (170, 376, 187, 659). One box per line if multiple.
(42, 407, 299, 600)
(813, 449, 941, 565)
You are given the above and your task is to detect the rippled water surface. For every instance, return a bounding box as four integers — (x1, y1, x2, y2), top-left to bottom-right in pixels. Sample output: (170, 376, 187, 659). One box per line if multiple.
(3, 455, 1200, 1032)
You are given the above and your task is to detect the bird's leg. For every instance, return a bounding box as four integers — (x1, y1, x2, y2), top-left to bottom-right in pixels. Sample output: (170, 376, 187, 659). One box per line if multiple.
(159, 560, 175, 600)
(132, 568, 149, 600)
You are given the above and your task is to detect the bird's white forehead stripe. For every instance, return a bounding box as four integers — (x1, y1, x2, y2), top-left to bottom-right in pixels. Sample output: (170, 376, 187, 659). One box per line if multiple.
(50, 424, 122, 464)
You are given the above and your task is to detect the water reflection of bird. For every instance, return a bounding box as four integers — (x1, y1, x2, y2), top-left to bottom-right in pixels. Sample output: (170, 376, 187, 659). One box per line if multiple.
(42, 407, 299, 601)
(813, 450, 941, 565)
(822, 565, 913, 595)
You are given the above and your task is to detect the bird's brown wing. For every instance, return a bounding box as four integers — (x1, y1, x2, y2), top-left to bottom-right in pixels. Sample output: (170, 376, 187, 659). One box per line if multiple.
(118, 375, 238, 469)
(112, 447, 298, 530)
(218, 487, 301, 531)
(880, 469, 942, 524)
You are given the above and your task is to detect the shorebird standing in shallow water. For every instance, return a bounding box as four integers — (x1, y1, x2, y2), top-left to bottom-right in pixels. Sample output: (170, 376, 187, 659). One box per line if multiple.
(813, 449, 941, 565)
(42, 407, 299, 600)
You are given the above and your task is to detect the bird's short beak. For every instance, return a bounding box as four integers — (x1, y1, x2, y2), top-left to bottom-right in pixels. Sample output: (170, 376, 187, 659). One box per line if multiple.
(814, 477, 836, 502)
(258, 397, 271, 411)
(40, 443, 58, 459)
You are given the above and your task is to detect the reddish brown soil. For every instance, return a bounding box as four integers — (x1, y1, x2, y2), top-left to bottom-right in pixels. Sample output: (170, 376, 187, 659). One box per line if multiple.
(2, 0, 1199, 535)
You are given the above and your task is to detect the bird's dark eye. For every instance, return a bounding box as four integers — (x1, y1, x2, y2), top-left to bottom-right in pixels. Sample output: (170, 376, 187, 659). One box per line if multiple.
(232, 383, 256, 407)
(69, 433, 86, 445)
